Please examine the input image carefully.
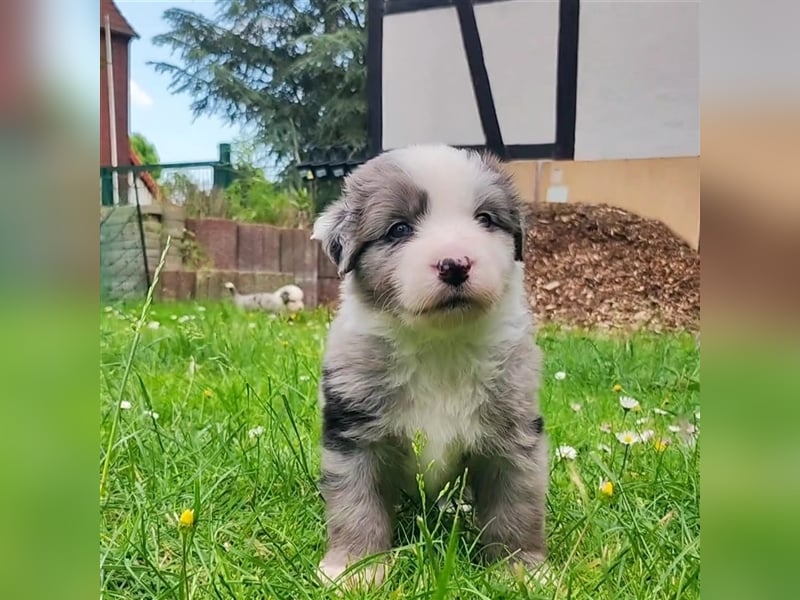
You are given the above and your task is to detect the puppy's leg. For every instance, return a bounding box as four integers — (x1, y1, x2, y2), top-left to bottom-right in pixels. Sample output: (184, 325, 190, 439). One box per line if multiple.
(468, 436, 548, 570)
(318, 447, 394, 588)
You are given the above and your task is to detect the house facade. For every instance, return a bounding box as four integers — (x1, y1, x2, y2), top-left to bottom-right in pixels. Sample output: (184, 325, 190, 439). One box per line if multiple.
(369, 0, 699, 248)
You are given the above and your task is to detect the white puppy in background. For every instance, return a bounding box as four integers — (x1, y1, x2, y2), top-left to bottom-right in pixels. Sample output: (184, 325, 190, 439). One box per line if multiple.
(224, 281, 305, 315)
(311, 145, 547, 588)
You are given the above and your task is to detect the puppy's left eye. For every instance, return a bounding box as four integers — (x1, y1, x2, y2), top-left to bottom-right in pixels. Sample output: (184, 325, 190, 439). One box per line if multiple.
(476, 212, 494, 228)
(387, 221, 413, 240)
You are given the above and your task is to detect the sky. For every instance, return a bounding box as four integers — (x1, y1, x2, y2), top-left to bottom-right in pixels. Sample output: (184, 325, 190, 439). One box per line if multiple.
(116, 1, 240, 164)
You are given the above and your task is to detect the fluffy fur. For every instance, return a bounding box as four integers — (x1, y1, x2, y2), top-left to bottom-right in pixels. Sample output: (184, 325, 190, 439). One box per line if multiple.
(311, 145, 548, 588)
(224, 282, 305, 315)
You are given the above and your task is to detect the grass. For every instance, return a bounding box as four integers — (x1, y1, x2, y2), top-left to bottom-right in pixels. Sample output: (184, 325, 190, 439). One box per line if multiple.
(100, 300, 699, 599)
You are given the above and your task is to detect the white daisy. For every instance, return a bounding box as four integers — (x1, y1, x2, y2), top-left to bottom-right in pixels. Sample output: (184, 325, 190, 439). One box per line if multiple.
(599, 422, 612, 434)
(615, 431, 640, 446)
(119, 400, 132, 410)
(147, 321, 160, 330)
(653, 408, 669, 416)
(619, 396, 640, 411)
(554, 371, 567, 381)
(144, 410, 159, 420)
(248, 426, 265, 438)
(597, 443, 612, 454)
(639, 429, 655, 442)
(668, 424, 682, 433)
(555, 445, 578, 460)
(299, 375, 311, 382)
(636, 417, 648, 425)
(570, 402, 582, 412)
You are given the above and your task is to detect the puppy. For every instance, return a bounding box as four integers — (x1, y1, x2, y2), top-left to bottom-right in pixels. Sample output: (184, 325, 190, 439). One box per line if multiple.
(311, 145, 547, 587)
(224, 282, 305, 315)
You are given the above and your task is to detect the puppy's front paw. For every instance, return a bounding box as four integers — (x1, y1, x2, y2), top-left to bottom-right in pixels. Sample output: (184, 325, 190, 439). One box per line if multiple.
(317, 554, 386, 589)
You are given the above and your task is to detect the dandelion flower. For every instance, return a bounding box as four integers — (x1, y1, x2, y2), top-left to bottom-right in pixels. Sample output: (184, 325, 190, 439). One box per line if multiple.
(619, 396, 640, 411)
(248, 426, 265, 438)
(599, 422, 612, 434)
(654, 438, 670, 452)
(597, 443, 612, 454)
(668, 424, 682, 433)
(615, 431, 639, 446)
(555, 445, 578, 460)
(570, 402, 582, 412)
(599, 479, 614, 497)
(612, 384, 623, 393)
(203, 389, 214, 399)
(653, 408, 669, 416)
(639, 429, 655, 442)
(147, 321, 160, 330)
(144, 410, 159, 420)
(554, 371, 566, 381)
(179, 508, 195, 528)
(119, 400, 131, 410)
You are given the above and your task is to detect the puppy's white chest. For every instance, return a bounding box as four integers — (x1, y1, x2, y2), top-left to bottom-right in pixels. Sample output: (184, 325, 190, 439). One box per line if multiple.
(391, 355, 488, 492)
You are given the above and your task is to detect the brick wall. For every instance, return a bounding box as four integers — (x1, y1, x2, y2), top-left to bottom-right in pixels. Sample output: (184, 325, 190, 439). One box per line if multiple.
(101, 204, 341, 307)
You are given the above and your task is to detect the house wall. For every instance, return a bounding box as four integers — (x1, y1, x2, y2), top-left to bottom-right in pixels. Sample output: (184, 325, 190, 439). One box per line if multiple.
(505, 156, 700, 250)
(100, 31, 131, 169)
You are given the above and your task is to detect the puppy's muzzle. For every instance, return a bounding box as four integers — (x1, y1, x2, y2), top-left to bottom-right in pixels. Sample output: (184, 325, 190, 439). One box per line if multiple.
(437, 257, 471, 287)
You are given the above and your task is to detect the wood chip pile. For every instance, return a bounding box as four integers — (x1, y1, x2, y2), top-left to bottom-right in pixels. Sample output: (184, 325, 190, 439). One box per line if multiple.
(524, 203, 699, 332)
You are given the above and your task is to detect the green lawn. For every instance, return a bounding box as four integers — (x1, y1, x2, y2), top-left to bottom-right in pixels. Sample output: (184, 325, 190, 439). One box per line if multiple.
(100, 300, 699, 599)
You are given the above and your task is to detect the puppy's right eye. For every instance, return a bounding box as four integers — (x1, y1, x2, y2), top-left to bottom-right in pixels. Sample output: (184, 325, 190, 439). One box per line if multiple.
(387, 222, 413, 240)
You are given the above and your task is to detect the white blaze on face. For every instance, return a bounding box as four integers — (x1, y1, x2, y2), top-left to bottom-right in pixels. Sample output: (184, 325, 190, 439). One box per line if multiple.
(390, 146, 516, 314)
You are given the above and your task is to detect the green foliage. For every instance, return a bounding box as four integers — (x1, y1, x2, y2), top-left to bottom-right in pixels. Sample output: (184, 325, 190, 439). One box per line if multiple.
(151, 1, 368, 174)
(131, 132, 161, 180)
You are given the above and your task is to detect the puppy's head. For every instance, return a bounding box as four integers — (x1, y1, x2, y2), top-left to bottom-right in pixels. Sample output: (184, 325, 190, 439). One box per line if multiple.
(224, 281, 237, 295)
(276, 284, 305, 314)
(312, 145, 524, 325)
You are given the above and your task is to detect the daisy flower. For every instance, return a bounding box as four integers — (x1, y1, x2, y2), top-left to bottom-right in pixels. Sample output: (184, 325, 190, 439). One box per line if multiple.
(597, 443, 612, 454)
(147, 321, 160, 330)
(619, 396, 640, 411)
(144, 410, 159, 420)
(119, 400, 132, 410)
(636, 417, 648, 425)
(685, 423, 698, 436)
(555, 445, 578, 460)
(668, 424, 682, 433)
(639, 429, 655, 442)
(598, 479, 614, 497)
(554, 371, 567, 381)
(248, 426, 265, 439)
(615, 431, 639, 446)
(570, 402, 582, 412)
(599, 422, 612, 434)
(653, 407, 669, 416)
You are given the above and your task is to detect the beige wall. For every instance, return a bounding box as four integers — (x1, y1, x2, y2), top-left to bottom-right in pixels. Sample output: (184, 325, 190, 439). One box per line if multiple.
(505, 157, 700, 250)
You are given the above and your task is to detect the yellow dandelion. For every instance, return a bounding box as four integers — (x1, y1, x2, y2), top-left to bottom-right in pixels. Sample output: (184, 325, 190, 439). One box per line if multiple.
(203, 389, 214, 398)
(654, 439, 670, 452)
(599, 479, 614, 497)
(612, 384, 623, 393)
(179, 508, 195, 528)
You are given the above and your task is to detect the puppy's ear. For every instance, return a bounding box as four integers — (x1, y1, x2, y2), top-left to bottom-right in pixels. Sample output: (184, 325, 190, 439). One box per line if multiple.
(477, 150, 525, 262)
(311, 198, 361, 276)
(280, 290, 290, 304)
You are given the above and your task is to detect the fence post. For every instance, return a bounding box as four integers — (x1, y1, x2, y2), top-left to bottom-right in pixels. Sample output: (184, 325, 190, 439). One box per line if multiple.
(213, 143, 233, 191)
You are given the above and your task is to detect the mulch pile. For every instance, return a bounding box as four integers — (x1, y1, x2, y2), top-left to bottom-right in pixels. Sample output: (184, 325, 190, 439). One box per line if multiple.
(523, 203, 699, 332)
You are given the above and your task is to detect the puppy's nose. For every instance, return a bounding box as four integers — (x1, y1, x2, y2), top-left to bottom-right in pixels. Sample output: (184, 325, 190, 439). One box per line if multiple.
(437, 257, 471, 286)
